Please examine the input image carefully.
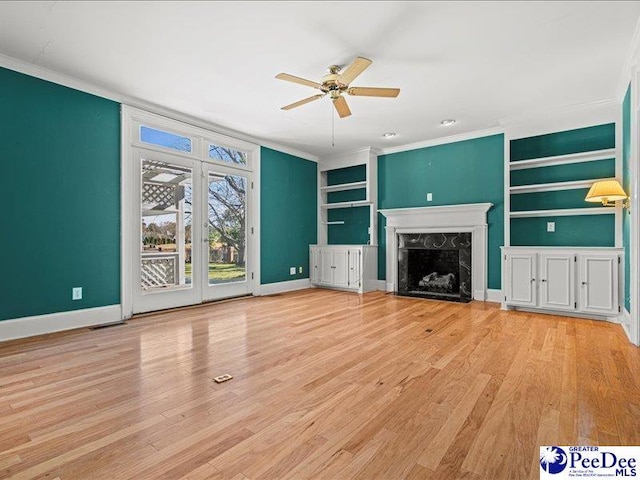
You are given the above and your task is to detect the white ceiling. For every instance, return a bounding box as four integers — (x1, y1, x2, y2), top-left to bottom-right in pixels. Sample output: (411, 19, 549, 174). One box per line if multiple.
(1, 1, 639, 157)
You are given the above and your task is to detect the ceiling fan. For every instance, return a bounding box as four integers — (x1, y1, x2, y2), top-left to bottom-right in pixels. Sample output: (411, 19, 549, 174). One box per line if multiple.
(276, 56, 400, 118)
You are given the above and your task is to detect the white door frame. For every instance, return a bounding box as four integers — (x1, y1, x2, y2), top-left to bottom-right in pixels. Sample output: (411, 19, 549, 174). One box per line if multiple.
(121, 106, 261, 318)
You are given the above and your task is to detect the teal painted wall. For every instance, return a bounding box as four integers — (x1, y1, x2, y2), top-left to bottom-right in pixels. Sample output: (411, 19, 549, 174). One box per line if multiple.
(0, 67, 120, 321)
(510, 123, 615, 161)
(623, 85, 631, 313)
(510, 189, 594, 211)
(327, 165, 366, 185)
(510, 159, 615, 186)
(509, 124, 616, 248)
(326, 164, 368, 244)
(511, 215, 615, 247)
(328, 206, 369, 245)
(378, 134, 504, 289)
(260, 147, 317, 284)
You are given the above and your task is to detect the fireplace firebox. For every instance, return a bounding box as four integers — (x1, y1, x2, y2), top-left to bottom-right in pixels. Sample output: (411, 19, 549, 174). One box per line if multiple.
(397, 232, 472, 302)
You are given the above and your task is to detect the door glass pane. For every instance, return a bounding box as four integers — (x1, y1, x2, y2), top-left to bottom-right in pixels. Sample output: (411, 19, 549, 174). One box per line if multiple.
(141, 159, 192, 290)
(208, 144, 247, 166)
(207, 172, 246, 285)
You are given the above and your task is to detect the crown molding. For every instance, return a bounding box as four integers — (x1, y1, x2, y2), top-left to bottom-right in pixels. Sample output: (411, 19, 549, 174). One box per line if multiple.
(499, 98, 618, 140)
(0, 53, 318, 163)
(319, 146, 378, 171)
(378, 126, 504, 156)
(617, 14, 640, 102)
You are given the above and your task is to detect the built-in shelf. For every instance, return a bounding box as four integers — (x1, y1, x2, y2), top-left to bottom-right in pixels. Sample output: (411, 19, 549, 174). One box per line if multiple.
(321, 181, 367, 193)
(509, 148, 616, 171)
(509, 178, 615, 195)
(321, 200, 372, 209)
(509, 207, 614, 218)
(321, 221, 346, 225)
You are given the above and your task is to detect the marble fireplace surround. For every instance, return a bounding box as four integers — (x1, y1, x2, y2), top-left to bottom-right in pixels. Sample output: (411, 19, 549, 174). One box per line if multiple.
(379, 203, 493, 301)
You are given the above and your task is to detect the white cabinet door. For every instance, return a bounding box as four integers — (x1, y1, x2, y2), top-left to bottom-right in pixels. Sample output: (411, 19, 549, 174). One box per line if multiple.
(348, 248, 361, 288)
(578, 255, 619, 315)
(310, 248, 320, 285)
(320, 249, 334, 285)
(506, 253, 537, 306)
(539, 254, 575, 311)
(333, 249, 349, 288)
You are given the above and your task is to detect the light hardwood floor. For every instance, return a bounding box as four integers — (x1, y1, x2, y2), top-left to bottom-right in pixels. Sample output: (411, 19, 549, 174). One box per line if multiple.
(0, 289, 639, 480)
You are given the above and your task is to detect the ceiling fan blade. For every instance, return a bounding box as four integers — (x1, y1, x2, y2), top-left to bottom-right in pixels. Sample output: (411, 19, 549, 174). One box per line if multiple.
(339, 57, 372, 85)
(347, 87, 400, 98)
(275, 73, 322, 89)
(333, 96, 352, 118)
(281, 94, 325, 110)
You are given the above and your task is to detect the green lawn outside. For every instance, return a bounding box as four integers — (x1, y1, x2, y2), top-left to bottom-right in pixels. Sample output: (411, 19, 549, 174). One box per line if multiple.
(185, 263, 246, 283)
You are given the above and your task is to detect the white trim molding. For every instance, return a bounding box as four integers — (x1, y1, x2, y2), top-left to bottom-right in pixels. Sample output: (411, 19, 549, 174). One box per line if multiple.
(487, 289, 503, 303)
(629, 65, 640, 346)
(0, 305, 122, 343)
(617, 14, 640, 102)
(0, 53, 318, 163)
(379, 127, 504, 156)
(621, 308, 632, 341)
(258, 279, 311, 296)
(379, 203, 493, 301)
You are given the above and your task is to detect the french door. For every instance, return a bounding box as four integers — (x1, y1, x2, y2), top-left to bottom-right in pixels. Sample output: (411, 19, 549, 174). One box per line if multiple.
(132, 147, 252, 314)
(201, 163, 251, 302)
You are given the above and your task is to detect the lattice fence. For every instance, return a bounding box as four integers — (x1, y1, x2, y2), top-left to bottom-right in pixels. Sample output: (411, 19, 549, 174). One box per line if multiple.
(141, 255, 177, 289)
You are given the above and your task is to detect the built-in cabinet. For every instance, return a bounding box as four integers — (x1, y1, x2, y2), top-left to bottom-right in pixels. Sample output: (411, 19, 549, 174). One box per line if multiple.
(502, 247, 621, 318)
(310, 245, 377, 294)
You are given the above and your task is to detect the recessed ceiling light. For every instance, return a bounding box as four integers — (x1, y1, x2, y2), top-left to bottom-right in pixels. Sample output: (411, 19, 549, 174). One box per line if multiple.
(440, 119, 456, 126)
(382, 132, 397, 139)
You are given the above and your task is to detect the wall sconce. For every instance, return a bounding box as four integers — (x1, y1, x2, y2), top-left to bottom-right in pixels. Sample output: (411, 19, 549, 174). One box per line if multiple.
(585, 180, 630, 212)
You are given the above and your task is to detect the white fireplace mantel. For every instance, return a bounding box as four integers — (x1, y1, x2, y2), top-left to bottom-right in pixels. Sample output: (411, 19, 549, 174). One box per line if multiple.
(379, 203, 493, 301)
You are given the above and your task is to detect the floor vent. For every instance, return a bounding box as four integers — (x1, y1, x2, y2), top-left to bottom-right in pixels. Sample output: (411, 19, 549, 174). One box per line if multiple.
(89, 321, 127, 330)
(214, 374, 233, 383)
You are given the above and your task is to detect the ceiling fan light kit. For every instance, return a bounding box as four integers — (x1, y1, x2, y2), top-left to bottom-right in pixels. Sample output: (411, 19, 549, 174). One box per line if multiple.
(276, 56, 400, 118)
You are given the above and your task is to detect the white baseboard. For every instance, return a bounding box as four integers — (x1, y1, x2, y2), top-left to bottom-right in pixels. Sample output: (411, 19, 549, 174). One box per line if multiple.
(620, 308, 632, 340)
(487, 289, 503, 303)
(258, 278, 311, 296)
(0, 304, 122, 343)
(386, 282, 394, 292)
(372, 280, 386, 291)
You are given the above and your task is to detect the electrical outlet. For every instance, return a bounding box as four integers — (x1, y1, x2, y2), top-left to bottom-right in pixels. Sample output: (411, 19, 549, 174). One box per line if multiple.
(72, 287, 83, 300)
(298, 266, 303, 274)
(547, 222, 555, 232)
(290, 267, 296, 275)
(427, 193, 433, 202)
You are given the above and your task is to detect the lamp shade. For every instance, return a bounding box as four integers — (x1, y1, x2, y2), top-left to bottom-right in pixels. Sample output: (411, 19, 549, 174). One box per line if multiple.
(585, 180, 628, 203)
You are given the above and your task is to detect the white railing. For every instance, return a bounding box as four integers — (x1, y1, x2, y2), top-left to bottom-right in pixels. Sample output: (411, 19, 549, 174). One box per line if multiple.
(141, 253, 179, 289)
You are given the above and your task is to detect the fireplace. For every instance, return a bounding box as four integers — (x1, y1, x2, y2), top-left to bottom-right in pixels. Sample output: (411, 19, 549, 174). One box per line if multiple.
(397, 232, 472, 302)
(378, 203, 492, 302)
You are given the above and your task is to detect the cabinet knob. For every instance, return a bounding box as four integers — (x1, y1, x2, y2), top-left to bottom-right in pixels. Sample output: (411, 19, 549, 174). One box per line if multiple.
(541, 279, 547, 282)
(531, 278, 536, 282)
(581, 281, 587, 285)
